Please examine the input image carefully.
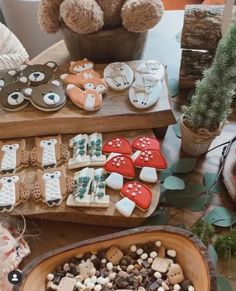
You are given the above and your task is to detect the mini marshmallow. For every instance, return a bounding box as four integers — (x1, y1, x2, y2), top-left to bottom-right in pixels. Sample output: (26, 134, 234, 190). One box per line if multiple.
(174, 284, 181, 290)
(150, 251, 158, 258)
(47, 273, 54, 281)
(154, 271, 162, 279)
(130, 245, 137, 252)
(137, 248, 144, 255)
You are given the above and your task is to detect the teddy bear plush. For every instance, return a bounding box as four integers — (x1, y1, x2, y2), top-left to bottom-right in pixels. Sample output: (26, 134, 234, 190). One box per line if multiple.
(38, 0, 164, 34)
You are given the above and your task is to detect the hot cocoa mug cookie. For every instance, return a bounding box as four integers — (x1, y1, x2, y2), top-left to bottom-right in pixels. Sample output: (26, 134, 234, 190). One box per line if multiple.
(0, 139, 29, 174)
(22, 80, 67, 112)
(0, 173, 30, 212)
(31, 166, 74, 207)
(30, 135, 69, 169)
(0, 76, 30, 111)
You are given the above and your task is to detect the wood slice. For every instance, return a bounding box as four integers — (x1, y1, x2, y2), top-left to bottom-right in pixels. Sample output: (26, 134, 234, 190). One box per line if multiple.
(0, 61, 175, 139)
(16, 226, 217, 291)
(10, 129, 160, 227)
(223, 140, 236, 203)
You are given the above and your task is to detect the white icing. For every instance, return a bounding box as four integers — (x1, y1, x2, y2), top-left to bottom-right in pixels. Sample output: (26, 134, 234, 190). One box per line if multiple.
(1, 144, 19, 171)
(43, 93, 60, 105)
(140, 166, 158, 183)
(29, 71, 45, 82)
(40, 139, 57, 167)
(7, 92, 25, 106)
(115, 197, 136, 217)
(43, 171, 62, 203)
(106, 173, 123, 190)
(0, 176, 19, 207)
(84, 93, 96, 111)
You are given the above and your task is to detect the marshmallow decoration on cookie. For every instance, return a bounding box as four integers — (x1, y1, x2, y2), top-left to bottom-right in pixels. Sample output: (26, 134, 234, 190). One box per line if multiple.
(103, 137, 132, 155)
(132, 136, 160, 151)
(32, 167, 74, 207)
(0, 174, 30, 212)
(0, 140, 29, 174)
(30, 135, 69, 169)
(104, 62, 134, 91)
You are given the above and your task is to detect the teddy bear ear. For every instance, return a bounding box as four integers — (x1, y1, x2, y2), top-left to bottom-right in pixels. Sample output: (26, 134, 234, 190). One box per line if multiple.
(23, 87, 33, 97)
(18, 76, 28, 84)
(8, 69, 18, 77)
(51, 80, 61, 87)
(45, 61, 57, 70)
(19, 64, 28, 71)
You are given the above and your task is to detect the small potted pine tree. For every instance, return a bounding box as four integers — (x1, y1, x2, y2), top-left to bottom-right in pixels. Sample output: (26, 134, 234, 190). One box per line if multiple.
(181, 22, 236, 157)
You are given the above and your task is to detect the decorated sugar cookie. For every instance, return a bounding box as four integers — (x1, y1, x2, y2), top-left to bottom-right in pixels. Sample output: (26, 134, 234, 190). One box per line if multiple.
(68, 134, 90, 169)
(90, 168, 109, 207)
(88, 133, 106, 167)
(132, 136, 160, 151)
(32, 167, 74, 207)
(116, 181, 152, 217)
(22, 80, 67, 112)
(135, 60, 165, 81)
(0, 69, 18, 88)
(0, 76, 30, 111)
(81, 78, 108, 94)
(104, 62, 134, 91)
(69, 59, 94, 74)
(133, 149, 167, 183)
(0, 140, 29, 174)
(0, 173, 30, 212)
(105, 154, 135, 190)
(30, 135, 69, 169)
(103, 137, 132, 155)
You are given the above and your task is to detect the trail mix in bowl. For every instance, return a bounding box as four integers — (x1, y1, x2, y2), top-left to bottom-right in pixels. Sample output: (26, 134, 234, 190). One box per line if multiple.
(46, 241, 195, 291)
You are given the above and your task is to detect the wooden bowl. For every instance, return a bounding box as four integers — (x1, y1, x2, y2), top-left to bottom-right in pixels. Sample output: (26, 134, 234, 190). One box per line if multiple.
(16, 226, 216, 291)
(61, 23, 148, 63)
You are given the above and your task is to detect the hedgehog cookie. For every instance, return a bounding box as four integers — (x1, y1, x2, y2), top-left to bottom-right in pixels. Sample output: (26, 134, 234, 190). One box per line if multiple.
(19, 61, 58, 86)
(0, 76, 30, 111)
(0, 139, 29, 174)
(31, 166, 74, 207)
(0, 69, 19, 88)
(0, 173, 30, 213)
(30, 135, 69, 169)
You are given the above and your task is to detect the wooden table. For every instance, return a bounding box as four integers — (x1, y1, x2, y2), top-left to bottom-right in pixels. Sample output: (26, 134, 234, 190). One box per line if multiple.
(24, 11, 236, 288)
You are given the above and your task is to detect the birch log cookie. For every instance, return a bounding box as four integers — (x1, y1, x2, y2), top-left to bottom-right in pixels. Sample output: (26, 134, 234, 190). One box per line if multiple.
(30, 135, 69, 169)
(0, 139, 29, 174)
(0, 173, 30, 213)
(90, 168, 109, 207)
(0, 69, 18, 88)
(68, 134, 90, 169)
(88, 132, 106, 167)
(104, 62, 134, 91)
(31, 167, 74, 207)
(0, 76, 30, 111)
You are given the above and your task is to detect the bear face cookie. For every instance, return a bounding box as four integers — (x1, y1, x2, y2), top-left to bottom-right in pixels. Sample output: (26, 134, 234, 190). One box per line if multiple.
(23, 80, 67, 112)
(0, 173, 30, 212)
(0, 139, 29, 174)
(0, 69, 18, 88)
(0, 76, 30, 111)
(32, 166, 74, 207)
(19, 61, 57, 86)
(30, 135, 69, 169)
(104, 62, 134, 91)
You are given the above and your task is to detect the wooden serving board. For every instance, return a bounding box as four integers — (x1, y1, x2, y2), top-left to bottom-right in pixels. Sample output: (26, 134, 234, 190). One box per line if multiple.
(10, 129, 160, 227)
(0, 61, 175, 139)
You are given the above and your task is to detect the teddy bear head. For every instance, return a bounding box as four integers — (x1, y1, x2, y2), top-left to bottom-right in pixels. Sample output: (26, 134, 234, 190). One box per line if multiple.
(22, 80, 66, 111)
(0, 76, 30, 111)
(0, 69, 19, 88)
(19, 61, 58, 86)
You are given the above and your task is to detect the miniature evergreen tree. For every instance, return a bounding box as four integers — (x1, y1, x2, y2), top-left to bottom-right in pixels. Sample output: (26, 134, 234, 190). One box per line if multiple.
(182, 22, 236, 131)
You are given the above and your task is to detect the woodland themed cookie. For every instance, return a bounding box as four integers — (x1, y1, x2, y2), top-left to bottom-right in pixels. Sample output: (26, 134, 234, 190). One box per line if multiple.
(88, 133, 106, 167)
(0, 139, 29, 174)
(103, 137, 132, 155)
(135, 60, 165, 81)
(68, 134, 90, 169)
(19, 61, 58, 86)
(31, 166, 74, 207)
(104, 62, 134, 91)
(0, 69, 18, 88)
(30, 135, 69, 169)
(0, 173, 30, 212)
(131, 136, 160, 151)
(105, 154, 135, 190)
(22, 80, 67, 112)
(81, 78, 108, 94)
(0, 76, 30, 111)
(116, 181, 152, 217)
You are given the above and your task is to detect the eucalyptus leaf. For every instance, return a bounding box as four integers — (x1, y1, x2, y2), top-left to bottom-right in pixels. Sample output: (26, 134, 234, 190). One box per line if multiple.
(188, 193, 213, 212)
(160, 168, 173, 182)
(217, 275, 233, 291)
(204, 172, 227, 195)
(163, 176, 185, 190)
(142, 207, 170, 226)
(205, 207, 236, 227)
(208, 244, 218, 266)
(171, 158, 197, 174)
(172, 119, 182, 138)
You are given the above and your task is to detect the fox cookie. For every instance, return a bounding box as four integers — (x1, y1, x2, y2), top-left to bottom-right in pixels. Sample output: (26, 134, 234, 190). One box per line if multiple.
(0, 173, 30, 212)
(0, 69, 19, 88)
(0, 76, 30, 111)
(31, 166, 74, 207)
(19, 61, 58, 86)
(0, 140, 29, 174)
(30, 136, 69, 169)
(22, 80, 67, 112)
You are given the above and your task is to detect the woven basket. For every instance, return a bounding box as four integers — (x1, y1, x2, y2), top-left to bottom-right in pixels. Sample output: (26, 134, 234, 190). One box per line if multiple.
(180, 115, 221, 157)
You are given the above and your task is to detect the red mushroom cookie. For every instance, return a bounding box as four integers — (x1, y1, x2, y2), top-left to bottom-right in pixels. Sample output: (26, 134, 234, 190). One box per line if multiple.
(133, 149, 167, 183)
(104, 154, 135, 190)
(116, 181, 152, 217)
(132, 136, 160, 151)
(103, 137, 132, 155)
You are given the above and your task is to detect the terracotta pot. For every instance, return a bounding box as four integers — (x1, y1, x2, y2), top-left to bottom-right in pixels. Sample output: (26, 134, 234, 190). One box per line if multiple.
(61, 23, 148, 63)
(15, 226, 217, 291)
(180, 115, 221, 157)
